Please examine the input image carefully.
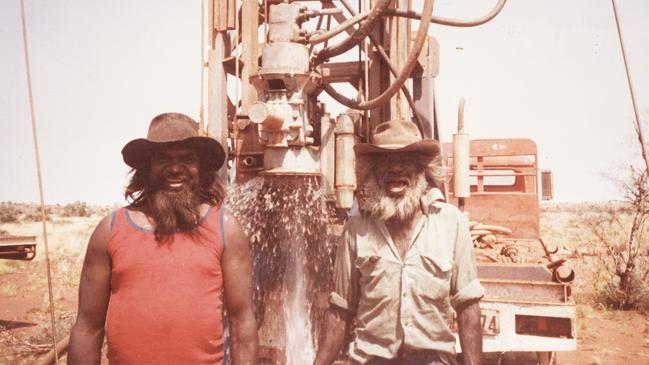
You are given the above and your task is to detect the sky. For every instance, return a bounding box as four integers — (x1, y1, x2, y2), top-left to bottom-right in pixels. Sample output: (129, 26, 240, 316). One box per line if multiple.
(1, 0, 648, 205)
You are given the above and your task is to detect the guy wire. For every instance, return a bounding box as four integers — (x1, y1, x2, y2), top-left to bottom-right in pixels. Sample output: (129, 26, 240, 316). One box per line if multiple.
(19, 0, 60, 363)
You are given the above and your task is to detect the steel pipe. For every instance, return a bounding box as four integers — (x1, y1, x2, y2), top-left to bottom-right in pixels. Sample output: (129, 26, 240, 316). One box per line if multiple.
(454, 98, 470, 198)
(37, 334, 69, 365)
(334, 114, 356, 208)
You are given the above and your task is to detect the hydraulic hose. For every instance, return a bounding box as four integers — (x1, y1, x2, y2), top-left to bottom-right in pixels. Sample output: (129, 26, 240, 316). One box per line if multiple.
(308, 12, 369, 45)
(322, 0, 435, 111)
(385, 0, 506, 28)
(313, 0, 505, 53)
(313, 0, 392, 64)
(316, 0, 425, 134)
(320, 43, 425, 136)
(371, 38, 424, 135)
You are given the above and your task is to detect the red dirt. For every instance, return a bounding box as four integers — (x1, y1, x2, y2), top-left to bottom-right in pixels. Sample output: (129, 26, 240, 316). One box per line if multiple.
(1, 250, 649, 364)
(0, 259, 79, 364)
(557, 307, 649, 365)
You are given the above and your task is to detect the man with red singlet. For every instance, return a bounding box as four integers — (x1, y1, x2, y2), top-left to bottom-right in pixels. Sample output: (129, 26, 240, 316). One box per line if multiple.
(68, 113, 258, 365)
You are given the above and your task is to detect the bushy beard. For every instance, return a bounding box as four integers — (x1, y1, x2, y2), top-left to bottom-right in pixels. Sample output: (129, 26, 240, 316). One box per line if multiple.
(147, 182, 202, 243)
(362, 172, 428, 222)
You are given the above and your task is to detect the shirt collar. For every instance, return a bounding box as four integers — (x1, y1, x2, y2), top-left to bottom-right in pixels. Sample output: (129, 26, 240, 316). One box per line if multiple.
(420, 187, 445, 216)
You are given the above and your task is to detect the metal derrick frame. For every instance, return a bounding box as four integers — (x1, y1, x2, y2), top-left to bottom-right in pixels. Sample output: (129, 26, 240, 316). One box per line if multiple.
(206, 0, 440, 161)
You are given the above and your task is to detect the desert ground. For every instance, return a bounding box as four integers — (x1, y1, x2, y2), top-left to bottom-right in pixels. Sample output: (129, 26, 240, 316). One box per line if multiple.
(1, 203, 648, 365)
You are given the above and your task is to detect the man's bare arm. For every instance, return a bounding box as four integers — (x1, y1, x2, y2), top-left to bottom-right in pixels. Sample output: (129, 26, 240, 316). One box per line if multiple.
(457, 299, 482, 365)
(314, 305, 348, 365)
(67, 215, 112, 365)
(222, 209, 259, 365)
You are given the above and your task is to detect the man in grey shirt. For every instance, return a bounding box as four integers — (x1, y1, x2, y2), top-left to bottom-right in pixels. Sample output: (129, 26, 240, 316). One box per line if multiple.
(315, 121, 484, 365)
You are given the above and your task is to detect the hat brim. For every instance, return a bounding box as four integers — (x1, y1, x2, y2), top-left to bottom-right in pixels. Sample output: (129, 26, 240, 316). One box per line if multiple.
(121, 136, 226, 171)
(354, 139, 440, 156)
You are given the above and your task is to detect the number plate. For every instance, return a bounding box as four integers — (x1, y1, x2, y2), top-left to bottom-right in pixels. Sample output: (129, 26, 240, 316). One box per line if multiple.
(480, 309, 500, 335)
(451, 308, 500, 336)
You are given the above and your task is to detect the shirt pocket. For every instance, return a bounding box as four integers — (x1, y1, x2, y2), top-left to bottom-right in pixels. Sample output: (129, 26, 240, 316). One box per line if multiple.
(354, 255, 381, 276)
(354, 255, 392, 297)
(415, 252, 452, 301)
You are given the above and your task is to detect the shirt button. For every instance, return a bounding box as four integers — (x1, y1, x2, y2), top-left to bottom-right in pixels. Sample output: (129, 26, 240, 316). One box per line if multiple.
(402, 293, 406, 297)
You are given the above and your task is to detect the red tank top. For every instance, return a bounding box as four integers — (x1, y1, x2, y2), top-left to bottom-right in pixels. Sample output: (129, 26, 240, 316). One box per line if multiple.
(106, 206, 225, 365)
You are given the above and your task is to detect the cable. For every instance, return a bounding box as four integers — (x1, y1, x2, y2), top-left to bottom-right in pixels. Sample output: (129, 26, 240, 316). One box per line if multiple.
(307, 11, 369, 45)
(313, 0, 506, 59)
(385, 0, 506, 28)
(322, 0, 435, 111)
(19, 0, 60, 363)
(362, 0, 370, 140)
(321, 39, 425, 135)
(321, 0, 504, 114)
(314, 0, 392, 64)
(316, 0, 425, 133)
(611, 0, 649, 173)
(199, 0, 205, 134)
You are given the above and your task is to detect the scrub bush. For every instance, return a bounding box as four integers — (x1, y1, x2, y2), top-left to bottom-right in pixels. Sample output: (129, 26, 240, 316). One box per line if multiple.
(0, 202, 22, 223)
(62, 201, 91, 217)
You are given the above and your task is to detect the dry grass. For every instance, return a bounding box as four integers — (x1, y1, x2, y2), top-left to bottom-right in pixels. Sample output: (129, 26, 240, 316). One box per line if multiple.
(0, 214, 102, 364)
(541, 202, 649, 310)
(0, 310, 75, 364)
(0, 216, 101, 275)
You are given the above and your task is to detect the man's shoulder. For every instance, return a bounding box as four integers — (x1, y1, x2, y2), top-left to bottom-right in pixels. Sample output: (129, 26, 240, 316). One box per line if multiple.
(342, 213, 372, 235)
(430, 200, 460, 214)
(421, 188, 463, 220)
(95, 207, 132, 235)
(428, 201, 467, 224)
(100, 207, 124, 228)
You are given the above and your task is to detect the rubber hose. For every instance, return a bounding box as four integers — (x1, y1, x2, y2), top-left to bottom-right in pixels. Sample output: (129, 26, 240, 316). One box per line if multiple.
(314, 0, 392, 64)
(322, 0, 435, 110)
(385, 0, 506, 28)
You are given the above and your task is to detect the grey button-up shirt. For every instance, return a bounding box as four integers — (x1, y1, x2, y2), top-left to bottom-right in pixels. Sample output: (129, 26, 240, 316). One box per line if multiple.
(329, 188, 484, 364)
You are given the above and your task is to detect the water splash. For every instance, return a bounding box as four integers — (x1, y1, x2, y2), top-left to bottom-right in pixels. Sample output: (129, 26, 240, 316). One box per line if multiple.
(284, 243, 315, 364)
(226, 176, 335, 364)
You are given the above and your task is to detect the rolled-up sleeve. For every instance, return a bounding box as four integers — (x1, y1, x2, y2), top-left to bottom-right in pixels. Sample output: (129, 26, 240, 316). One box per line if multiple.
(450, 212, 485, 309)
(329, 224, 359, 313)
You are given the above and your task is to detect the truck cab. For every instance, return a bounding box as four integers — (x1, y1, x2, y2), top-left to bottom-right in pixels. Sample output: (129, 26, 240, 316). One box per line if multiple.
(443, 138, 541, 239)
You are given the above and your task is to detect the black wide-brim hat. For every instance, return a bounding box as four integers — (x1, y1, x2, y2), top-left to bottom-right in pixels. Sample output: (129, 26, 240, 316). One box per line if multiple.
(121, 113, 226, 171)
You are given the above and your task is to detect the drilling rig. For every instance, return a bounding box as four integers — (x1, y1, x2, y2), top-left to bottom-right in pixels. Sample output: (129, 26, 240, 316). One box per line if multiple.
(204, 0, 576, 364)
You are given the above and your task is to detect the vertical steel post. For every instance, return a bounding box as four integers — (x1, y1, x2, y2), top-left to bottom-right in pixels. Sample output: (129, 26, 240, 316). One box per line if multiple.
(208, 0, 231, 182)
(389, 0, 410, 121)
(240, 0, 259, 116)
(413, 36, 439, 139)
(367, 0, 389, 136)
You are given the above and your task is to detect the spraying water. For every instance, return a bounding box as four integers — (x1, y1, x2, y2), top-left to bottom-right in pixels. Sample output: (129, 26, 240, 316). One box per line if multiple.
(284, 243, 314, 363)
(226, 176, 336, 364)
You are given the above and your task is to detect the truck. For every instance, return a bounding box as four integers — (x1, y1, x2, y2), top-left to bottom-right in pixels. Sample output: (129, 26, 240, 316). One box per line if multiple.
(443, 138, 576, 364)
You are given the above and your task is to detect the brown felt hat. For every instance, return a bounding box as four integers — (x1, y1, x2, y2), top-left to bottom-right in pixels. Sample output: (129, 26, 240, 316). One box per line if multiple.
(121, 113, 226, 171)
(354, 120, 440, 156)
